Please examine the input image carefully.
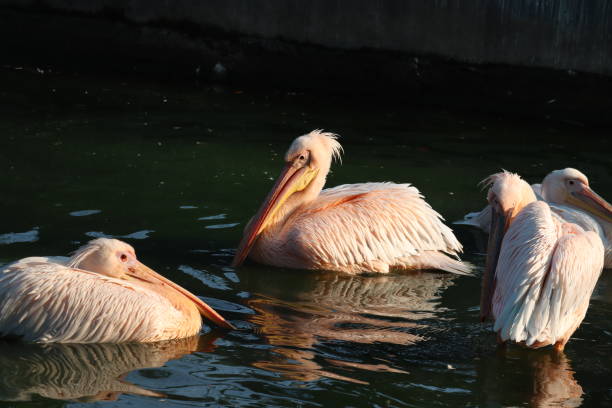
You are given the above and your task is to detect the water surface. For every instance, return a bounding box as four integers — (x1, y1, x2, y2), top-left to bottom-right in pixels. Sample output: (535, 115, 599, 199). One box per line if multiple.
(0, 68, 611, 407)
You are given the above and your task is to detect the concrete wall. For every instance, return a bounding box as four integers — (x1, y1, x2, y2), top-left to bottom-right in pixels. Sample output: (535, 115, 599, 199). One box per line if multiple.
(2, 0, 612, 75)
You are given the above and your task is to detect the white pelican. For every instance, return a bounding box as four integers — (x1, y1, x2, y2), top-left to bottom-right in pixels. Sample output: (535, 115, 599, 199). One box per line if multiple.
(480, 171, 604, 351)
(456, 168, 612, 267)
(0, 238, 234, 343)
(232, 130, 470, 275)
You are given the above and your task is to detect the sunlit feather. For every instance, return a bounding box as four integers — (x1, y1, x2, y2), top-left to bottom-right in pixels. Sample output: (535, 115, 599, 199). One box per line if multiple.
(234, 130, 470, 275)
(0, 238, 232, 343)
(483, 172, 604, 350)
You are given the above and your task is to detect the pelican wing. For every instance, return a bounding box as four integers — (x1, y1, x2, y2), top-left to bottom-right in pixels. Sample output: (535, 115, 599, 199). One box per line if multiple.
(0, 261, 187, 343)
(538, 230, 603, 343)
(549, 203, 611, 269)
(5, 256, 70, 268)
(531, 183, 543, 199)
(285, 182, 463, 272)
(492, 201, 604, 345)
(550, 204, 603, 235)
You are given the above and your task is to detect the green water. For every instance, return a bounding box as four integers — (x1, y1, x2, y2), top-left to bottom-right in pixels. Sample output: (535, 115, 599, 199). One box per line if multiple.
(0, 68, 611, 407)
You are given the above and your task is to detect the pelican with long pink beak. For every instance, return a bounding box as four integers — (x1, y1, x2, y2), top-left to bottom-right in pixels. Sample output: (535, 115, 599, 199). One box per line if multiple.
(232, 130, 470, 275)
(456, 168, 612, 267)
(480, 171, 604, 351)
(0, 238, 234, 343)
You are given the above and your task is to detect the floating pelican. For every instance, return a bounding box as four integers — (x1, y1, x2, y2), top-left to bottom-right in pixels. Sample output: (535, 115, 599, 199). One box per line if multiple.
(0, 238, 234, 343)
(232, 130, 469, 274)
(456, 168, 612, 267)
(480, 171, 604, 351)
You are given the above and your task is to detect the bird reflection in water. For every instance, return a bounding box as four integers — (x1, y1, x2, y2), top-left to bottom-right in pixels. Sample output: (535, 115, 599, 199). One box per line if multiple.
(247, 271, 457, 383)
(529, 352, 583, 408)
(478, 348, 583, 407)
(0, 332, 221, 402)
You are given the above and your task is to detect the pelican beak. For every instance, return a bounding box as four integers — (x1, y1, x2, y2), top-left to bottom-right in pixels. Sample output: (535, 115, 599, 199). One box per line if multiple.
(567, 183, 612, 223)
(480, 208, 512, 322)
(231, 158, 318, 267)
(128, 261, 235, 330)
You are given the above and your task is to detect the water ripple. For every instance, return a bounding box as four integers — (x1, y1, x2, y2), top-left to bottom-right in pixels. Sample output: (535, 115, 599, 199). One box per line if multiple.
(178, 265, 231, 290)
(205, 223, 239, 230)
(0, 228, 39, 245)
(202, 297, 254, 315)
(69, 209, 101, 217)
(198, 213, 227, 221)
(85, 230, 154, 240)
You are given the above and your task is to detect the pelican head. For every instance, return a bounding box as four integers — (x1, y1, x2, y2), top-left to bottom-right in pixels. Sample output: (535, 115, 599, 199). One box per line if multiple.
(480, 171, 536, 321)
(541, 168, 612, 223)
(232, 130, 342, 267)
(69, 238, 234, 329)
(68, 238, 139, 280)
(484, 171, 537, 230)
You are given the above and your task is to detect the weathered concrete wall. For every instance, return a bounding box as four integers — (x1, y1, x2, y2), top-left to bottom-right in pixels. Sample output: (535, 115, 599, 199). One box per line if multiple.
(2, 0, 612, 75)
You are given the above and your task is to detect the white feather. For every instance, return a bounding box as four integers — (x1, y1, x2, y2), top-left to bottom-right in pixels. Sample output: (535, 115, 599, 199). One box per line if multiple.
(0, 261, 198, 343)
(255, 182, 470, 274)
(491, 201, 604, 346)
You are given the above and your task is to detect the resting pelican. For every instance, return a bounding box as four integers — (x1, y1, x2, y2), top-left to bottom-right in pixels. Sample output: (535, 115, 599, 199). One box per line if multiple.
(456, 168, 612, 267)
(480, 171, 604, 351)
(0, 238, 234, 343)
(232, 130, 469, 274)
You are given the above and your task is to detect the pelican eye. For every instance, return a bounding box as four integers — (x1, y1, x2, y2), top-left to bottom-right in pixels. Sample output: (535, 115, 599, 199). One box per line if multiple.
(568, 180, 574, 185)
(120, 254, 128, 262)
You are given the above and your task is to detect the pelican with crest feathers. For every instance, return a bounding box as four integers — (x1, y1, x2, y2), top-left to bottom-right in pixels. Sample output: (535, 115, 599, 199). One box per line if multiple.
(480, 171, 604, 351)
(456, 168, 612, 268)
(0, 238, 234, 343)
(232, 130, 470, 275)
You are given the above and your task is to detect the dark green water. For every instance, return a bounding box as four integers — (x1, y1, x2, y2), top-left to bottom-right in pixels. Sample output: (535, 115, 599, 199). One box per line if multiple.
(0, 68, 611, 407)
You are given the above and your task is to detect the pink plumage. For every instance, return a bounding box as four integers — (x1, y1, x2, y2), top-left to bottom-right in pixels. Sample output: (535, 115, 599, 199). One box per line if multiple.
(456, 168, 611, 268)
(481, 171, 604, 350)
(0, 238, 233, 343)
(233, 130, 470, 275)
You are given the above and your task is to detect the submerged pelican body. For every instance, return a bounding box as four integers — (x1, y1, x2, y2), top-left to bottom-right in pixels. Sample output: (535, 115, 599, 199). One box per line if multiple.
(0, 238, 233, 343)
(480, 171, 604, 351)
(232, 130, 469, 275)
